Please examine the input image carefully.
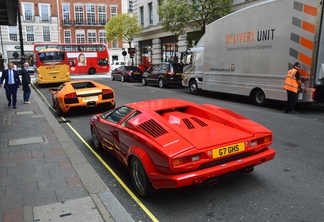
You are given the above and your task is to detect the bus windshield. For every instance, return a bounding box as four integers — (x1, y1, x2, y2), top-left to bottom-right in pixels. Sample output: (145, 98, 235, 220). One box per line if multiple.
(38, 51, 65, 63)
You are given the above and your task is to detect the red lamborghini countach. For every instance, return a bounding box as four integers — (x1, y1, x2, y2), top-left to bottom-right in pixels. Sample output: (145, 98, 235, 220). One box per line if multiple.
(90, 98, 276, 197)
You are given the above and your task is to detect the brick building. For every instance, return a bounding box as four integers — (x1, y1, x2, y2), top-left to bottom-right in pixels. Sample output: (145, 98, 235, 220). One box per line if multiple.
(0, 0, 128, 69)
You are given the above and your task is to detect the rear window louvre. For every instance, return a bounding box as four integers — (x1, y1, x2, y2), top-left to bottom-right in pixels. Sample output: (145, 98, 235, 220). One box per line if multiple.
(139, 119, 168, 138)
(190, 116, 208, 127)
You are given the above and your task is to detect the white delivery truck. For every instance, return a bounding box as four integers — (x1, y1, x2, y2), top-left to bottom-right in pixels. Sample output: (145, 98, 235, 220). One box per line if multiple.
(181, 0, 324, 105)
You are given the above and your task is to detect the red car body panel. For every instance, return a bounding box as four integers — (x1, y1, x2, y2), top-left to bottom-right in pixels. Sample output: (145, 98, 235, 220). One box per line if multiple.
(90, 98, 276, 189)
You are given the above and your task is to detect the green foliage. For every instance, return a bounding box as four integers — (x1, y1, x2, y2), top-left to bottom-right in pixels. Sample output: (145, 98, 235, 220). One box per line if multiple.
(158, 0, 233, 37)
(105, 14, 143, 47)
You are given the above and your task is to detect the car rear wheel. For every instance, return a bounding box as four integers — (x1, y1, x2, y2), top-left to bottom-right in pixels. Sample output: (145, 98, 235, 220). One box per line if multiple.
(158, 78, 164, 88)
(88, 68, 96, 75)
(130, 157, 154, 197)
(111, 74, 115, 81)
(54, 99, 63, 115)
(141, 77, 147, 86)
(91, 126, 103, 150)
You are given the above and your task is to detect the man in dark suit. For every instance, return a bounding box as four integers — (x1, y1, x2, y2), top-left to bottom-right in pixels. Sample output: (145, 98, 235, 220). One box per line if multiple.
(21, 62, 31, 104)
(0, 62, 22, 109)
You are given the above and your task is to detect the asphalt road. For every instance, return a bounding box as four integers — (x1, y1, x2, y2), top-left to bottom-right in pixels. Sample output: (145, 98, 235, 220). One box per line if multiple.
(33, 74, 324, 222)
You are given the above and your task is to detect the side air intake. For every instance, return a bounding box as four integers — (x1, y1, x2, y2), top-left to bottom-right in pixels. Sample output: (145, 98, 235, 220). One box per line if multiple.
(138, 119, 168, 138)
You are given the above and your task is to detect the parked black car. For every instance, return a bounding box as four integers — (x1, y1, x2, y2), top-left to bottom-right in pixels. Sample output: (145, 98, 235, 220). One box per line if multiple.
(111, 66, 143, 82)
(141, 62, 183, 88)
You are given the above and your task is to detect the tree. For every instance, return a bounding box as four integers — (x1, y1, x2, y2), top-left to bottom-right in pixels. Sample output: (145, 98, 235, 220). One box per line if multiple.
(158, 0, 232, 42)
(105, 13, 143, 49)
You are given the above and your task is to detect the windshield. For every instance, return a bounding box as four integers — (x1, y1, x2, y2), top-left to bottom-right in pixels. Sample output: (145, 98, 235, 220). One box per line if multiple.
(171, 63, 183, 73)
(38, 51, 65, 63)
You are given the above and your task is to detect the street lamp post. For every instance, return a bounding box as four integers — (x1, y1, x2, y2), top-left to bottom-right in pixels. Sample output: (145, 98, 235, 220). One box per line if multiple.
(17, 1, 25, 68)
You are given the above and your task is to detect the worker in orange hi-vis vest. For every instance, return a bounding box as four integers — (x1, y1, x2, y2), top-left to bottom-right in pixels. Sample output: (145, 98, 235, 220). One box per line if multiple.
(283, 62, 303, 114)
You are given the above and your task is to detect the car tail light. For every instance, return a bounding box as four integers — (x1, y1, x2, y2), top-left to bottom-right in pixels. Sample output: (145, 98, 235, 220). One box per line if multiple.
(250, 135, 271, 146)
(126, 71, 132, 76)
(167, 71, 175, 75)
(312, 88, 316, 101)
(173, 154, 200, 167)
(102, 89, 113, 94)
(64, 92, 77, 98)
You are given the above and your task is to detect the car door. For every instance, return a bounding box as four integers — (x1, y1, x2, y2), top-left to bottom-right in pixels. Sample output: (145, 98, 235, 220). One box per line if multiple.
(99, 106, 134, 163)
(145, 65, 156, 84)
(95, 110, 118, 151)
(114, 67, 123, 81)
(111, 110, 140, 165)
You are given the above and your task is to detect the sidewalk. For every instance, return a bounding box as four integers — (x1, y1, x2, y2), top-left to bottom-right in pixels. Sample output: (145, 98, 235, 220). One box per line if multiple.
(0, 86, 134, 222)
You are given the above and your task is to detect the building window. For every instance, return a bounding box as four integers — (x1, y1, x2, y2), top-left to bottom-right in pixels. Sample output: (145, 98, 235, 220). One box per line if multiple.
(99, 30, 107, 44)
(62, 4, 71, 25)
(98, 5, 107, 25)
(129, 1, 133, 12)
(112, 41, 118, 49)
(88, 30, 96, 43)
(25, 26, 34, 42)
(22, 3, 34, 21)
(42, 27, 50, 41)
(140, 7, 144, 26)
(86, 5, 96, 25)
(64, 30, 71, 43)
(110, 6, 117, 17)
(8, 26, 18, 41)
(39, 4, 50, 21)
(148, 3, 153, 25)
(75, 5, 84, 25)
(76, 30, 85, 43)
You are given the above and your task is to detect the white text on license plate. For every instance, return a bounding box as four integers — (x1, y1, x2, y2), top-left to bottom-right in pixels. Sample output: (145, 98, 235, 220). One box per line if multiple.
(82, 96, 98, 102)
(212, 142, 245, 158)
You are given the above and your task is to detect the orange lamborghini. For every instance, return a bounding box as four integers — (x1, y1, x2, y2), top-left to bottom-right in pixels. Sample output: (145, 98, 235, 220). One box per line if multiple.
(49, 80, 115, 115)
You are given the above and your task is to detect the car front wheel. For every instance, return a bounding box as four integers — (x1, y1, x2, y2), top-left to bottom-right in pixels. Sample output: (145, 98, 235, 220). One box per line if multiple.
(158, 78, 164, 88)
(121, 75, 125, 82)
(91, 126, 103, 150)
(141, 77, 147, 86)
(130, 157, 154, 197)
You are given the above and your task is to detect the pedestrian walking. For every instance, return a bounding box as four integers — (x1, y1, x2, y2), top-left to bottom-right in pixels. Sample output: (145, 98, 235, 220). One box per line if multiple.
(283, 62, 303, 114)
(21, 62, 32, 104)
(0, 62, 21, 109)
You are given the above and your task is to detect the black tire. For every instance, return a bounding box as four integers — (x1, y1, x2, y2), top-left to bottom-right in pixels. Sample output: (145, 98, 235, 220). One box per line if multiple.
(54, 99, 64, 115)
(52, 96, 55, 108)
(88, 68, 96, 75)
(111, 74, 115, 81)
(252, 89, 267, 106)
(158, 78, 164, 88)
(91, 126, 103, 150)
(130, 157, 154, 197)
(189, 80, 199, 95)
(141, 77, 147, 86)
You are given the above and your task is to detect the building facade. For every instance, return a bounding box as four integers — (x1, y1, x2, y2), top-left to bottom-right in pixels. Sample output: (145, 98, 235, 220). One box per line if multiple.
(132, 0, 267, 68)
(0, 0, 129, 69)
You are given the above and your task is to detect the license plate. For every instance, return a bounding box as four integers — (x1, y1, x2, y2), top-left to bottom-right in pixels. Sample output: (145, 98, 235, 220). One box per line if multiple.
(82, 96, 98, 102)
(176, 73, 182, 75)
(134, 72, 140, 74)
(212, 142, 245, 158)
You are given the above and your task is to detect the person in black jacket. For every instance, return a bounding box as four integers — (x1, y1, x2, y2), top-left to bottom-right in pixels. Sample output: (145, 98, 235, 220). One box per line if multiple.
(0, 62, 21, 109)
(21, 62, 32, 104)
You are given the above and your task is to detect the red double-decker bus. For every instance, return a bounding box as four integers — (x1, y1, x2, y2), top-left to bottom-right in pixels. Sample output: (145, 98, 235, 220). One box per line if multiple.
(34, 43, 110, 75)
